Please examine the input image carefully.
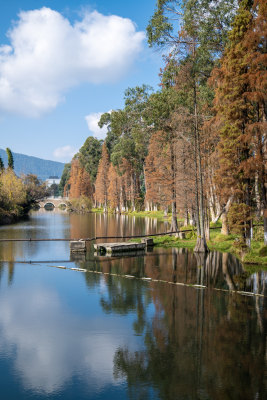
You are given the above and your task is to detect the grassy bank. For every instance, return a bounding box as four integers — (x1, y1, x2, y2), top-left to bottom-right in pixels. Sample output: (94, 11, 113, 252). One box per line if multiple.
(92, 208, 266, 266)
(131, 229, 267, 267)
(154, 233, 267, 266)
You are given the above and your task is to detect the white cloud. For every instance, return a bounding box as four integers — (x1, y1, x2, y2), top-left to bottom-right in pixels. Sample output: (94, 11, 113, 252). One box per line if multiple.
(85, 111, 110, 140)
(0, 7, 145, 117)
(53, 145, 77, 161)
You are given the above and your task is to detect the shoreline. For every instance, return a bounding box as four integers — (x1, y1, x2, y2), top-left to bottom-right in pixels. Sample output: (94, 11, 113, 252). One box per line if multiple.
(2, 207, 266, 267)
(150, 234, 267, 268)
(0, 212, 29, 226)
(90, 209, 266, 267)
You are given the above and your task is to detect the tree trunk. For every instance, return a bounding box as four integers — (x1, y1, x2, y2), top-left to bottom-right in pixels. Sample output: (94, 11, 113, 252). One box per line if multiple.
(184, 209, 189, 226)
(170, 129, 178, 233)
(255, 173, 261, 217)
(264, 210, 267, 246)
(170, 201, 178, 232)
(220, 196, 233, 235)
(193, 74, 208, 253)
(221, 212, 229, 235)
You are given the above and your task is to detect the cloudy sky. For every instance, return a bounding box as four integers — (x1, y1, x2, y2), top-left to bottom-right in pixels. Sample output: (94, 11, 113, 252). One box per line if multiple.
(0, 0, 162, 162)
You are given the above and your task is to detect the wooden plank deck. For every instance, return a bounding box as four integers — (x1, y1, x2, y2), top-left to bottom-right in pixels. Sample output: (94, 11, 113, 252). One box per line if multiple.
(94, 242, 146, 254)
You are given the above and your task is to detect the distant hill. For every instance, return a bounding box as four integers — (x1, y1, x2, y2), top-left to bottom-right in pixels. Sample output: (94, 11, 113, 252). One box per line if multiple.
(0, 149, 65, 181)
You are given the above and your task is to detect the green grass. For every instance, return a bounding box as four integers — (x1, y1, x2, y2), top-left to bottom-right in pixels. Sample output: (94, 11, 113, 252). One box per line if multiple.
(92, 208, 266, 266)
(241, 244, 267, 266)
(153, 235, 196, 249)
(130, 232, 267, 266)
(91, 207, 104, 213)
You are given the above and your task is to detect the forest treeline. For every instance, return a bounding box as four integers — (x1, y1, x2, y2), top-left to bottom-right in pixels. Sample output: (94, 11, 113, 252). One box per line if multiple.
(0, 149, 49, 224)
(62, 0, 266, 250)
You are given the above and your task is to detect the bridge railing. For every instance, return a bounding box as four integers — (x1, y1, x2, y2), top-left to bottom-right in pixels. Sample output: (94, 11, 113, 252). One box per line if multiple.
(43, 196, 69, 200)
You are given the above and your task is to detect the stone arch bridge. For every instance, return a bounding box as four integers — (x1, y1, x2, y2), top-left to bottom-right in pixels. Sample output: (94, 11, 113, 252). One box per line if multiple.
(38, 197, 69, 209)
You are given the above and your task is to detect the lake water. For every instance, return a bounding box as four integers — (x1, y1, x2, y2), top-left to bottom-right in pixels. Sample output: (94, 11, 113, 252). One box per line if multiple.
(0, 211, 266, 400)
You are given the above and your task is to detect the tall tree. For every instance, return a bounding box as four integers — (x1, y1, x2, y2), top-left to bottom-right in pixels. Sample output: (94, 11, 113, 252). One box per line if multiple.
(68, 159, 81, 199)
(243, 0, 267, 243)
(211, 0, 266, 244)
(107, 164, 121, 212)
(146, 0, 238, 250)
(59, 163, 71, 196)
(99, 85, 154, 210)
(144, 130, 172, 212)
(94, 143, 110, 210)
(0, 156, 4, 171)
(145, 88, 180, 231)
(78, 136, 103, 182)
(6, 148, 14, 170)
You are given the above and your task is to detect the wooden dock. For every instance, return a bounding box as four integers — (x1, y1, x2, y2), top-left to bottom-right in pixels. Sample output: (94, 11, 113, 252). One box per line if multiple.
(94, 242, 146, 254)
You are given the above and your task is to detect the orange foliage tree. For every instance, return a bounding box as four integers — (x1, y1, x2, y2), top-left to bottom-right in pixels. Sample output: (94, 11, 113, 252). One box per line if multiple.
(144, 130, 172, 213)
(68, 158, 93, 200)
(212, 0, 267, 243)
(94, 143, 110, 210)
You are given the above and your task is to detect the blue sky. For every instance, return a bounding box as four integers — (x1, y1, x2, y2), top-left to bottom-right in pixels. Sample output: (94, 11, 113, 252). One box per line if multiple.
(0, 0, 163, 163)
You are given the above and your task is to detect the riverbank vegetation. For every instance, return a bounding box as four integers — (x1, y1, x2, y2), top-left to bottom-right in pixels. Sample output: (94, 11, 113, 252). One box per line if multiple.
(0, 149, 49, 224)
(62, 0, 266, 258)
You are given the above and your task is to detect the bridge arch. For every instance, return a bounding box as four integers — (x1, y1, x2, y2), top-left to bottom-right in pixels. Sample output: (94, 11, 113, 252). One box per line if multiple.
(44, 202, 55, 210)
(38, 197, 69, 209)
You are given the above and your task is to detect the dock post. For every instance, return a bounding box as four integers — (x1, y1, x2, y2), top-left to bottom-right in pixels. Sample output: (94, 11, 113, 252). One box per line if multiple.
(70, 240, 86, 253)
(141, 238, 154, 247)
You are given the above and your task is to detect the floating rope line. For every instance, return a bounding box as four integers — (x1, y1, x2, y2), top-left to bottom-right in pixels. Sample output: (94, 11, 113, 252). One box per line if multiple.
(15, 261, 265, 298)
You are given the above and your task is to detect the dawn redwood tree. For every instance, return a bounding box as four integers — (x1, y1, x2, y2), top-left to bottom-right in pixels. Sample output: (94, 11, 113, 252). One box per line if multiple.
(68, 159, 81, 199)
(144, 88, 181, 231)
(144, 130, 172, 213)
(243, 0, 267, 243)
(79, 168, 93, 199)
(107, 164, 121, 212)
(147, 0, 238, 250)
(212, 0, 266, 244)
(68, 159, 93, 200)
(94, 142, 110, 211)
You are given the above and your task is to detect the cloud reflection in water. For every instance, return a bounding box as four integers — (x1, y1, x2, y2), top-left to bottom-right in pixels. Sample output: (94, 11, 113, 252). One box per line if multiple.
(0, 285, 125, 395)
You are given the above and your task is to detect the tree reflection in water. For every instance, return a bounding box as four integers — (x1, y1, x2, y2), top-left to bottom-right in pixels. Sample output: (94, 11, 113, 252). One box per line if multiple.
(112, 283, 266, 400)
(80, 250, 267, 400)
(0, 212, 266, 399)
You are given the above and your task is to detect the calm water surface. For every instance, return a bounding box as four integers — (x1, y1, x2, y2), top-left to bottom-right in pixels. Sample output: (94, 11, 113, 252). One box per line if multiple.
(0, 211, 266, 400)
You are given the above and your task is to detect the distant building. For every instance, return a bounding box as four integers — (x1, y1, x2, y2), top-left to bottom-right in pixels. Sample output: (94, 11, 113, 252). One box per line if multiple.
(46, 176, 60, 187)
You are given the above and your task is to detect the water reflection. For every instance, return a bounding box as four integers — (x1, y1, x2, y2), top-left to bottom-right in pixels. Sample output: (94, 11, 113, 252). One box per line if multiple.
(113, 286, 267, 400)
(77, 248, 267, 297)
(0, 212, 266, 399)
(0, 283, 128, 395)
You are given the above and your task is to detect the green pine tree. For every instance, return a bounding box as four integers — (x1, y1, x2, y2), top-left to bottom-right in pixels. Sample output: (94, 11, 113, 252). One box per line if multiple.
(6, 148, 14, 170)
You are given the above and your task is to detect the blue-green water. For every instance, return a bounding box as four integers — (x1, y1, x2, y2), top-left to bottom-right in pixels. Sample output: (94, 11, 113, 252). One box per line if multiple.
(0, 211, 266, 399)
